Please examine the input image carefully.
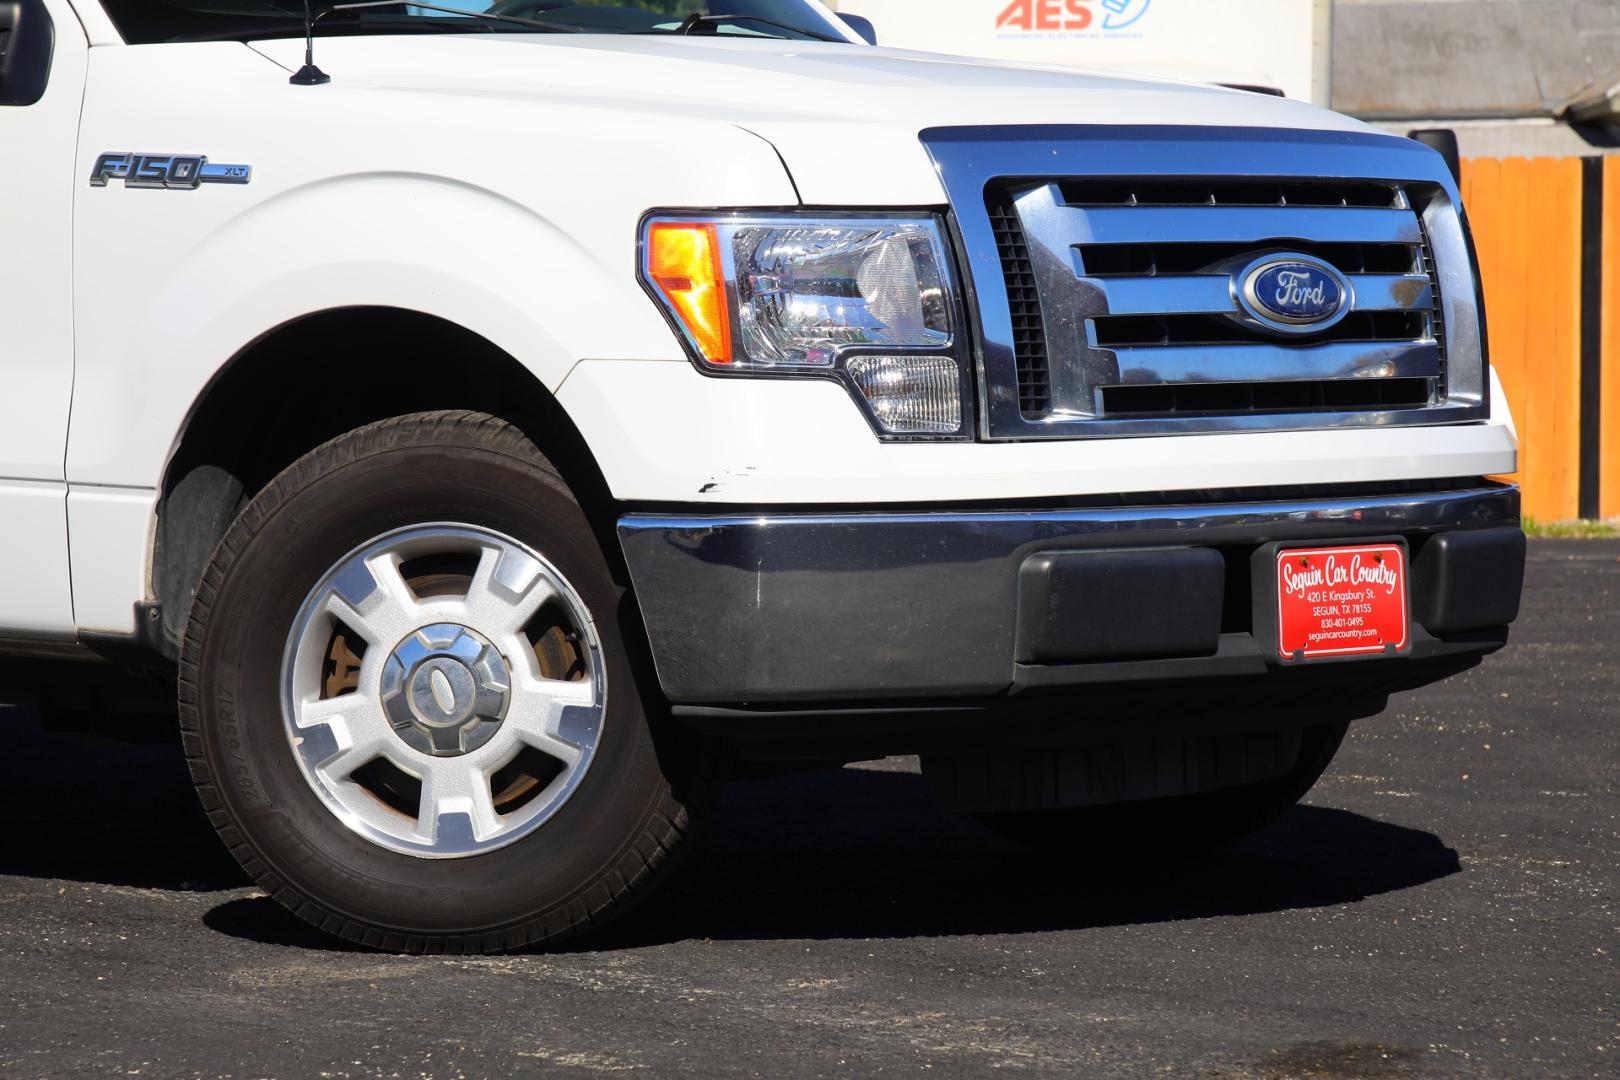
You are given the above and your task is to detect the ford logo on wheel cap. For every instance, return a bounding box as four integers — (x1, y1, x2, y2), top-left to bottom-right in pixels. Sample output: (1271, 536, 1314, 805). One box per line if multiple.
(1234, 254, 1352, 333)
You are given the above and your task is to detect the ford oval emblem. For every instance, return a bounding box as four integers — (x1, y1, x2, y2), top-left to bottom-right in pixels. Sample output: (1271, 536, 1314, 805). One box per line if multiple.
(1237, 256, 1351, 331)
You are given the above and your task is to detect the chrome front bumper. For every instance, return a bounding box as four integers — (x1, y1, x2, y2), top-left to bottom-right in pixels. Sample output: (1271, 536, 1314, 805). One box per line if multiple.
(618, 484, 1523, 705)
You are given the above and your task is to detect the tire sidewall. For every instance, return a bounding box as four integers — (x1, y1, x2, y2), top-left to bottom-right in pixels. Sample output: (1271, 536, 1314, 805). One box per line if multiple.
(194, 434, 669, 936)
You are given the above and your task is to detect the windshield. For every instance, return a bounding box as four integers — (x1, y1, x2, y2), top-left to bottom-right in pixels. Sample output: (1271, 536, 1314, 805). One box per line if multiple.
(102, 1, 854, 45)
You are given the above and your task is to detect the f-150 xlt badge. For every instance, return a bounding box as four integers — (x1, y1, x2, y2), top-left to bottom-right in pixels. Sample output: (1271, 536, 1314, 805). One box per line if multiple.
(89, 153, 252, 189)
(1235, 254, 1350, 333)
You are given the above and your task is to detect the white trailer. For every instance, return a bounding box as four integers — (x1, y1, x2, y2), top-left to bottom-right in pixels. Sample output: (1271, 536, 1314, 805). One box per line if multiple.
(832, 0, 1334, 104)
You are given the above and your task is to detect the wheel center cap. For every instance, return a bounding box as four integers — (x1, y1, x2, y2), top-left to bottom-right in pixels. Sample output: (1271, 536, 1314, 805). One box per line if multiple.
(381, 623, 511, 757)
(409, 657, 478, 728)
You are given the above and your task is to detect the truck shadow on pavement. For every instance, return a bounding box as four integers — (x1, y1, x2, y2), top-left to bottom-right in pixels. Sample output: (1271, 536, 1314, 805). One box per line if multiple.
(1, 710, 1463, 952)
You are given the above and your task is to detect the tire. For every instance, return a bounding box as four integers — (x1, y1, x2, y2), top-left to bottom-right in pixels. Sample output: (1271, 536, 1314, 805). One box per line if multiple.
(977, 721, 1349, 862)
(180, 410, 708, 953)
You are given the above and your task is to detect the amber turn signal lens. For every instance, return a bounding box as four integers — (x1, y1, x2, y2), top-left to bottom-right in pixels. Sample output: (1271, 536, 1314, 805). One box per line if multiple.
(647, 222, 732, 364)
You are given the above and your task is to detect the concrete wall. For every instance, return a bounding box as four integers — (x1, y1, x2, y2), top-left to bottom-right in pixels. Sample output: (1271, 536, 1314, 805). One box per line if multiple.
(1333, 0, 1620, 120)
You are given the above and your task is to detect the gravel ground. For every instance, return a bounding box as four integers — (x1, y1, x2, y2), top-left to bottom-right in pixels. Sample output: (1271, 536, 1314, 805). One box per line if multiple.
(0, 539, 1613, 1079)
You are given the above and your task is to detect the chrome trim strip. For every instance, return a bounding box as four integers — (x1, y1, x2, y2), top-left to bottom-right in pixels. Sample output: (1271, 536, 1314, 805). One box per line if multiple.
(1108, 340, 1440, 387)
(618, 484, 1518, 703)
(1349, 274, 1435, 312)
(1092, 275, 1233, 315)
(921, 125, 1488, 439)
(197, 161, 252, 184)
(1056, 204, 1423, 246)
(1090, 273, 1431, 318)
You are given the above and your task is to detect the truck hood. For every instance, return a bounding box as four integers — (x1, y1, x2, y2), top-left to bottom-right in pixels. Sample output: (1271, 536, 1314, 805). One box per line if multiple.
(248, 34, 1372, 204)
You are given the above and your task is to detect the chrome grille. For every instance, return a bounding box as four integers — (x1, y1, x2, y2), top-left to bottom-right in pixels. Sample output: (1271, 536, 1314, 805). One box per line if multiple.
(921, 126, 1488, 440)
(997, 178, 1443, 421)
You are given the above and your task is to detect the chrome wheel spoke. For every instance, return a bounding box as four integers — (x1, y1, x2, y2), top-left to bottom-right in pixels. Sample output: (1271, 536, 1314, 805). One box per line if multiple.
(508, 671, 599, 762)
(323, 551, 423, 648)
(293, 694, 396, 780)
(464, 541, 557, 638)
(417, 758, 502, 846)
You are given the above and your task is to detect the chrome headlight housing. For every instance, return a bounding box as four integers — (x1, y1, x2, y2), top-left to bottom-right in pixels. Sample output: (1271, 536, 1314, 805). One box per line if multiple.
(638, 213, 971, 438)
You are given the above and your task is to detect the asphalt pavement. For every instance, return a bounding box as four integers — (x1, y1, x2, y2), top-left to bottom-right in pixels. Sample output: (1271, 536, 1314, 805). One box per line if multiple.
(0, 540, 1614, 1079)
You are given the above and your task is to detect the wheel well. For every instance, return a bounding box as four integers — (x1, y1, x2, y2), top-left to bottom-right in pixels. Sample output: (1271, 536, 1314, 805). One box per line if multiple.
(154, 307, 619, 655)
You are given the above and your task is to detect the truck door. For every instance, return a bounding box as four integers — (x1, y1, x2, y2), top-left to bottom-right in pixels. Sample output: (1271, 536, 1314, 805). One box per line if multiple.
(0, 0, 85, 636)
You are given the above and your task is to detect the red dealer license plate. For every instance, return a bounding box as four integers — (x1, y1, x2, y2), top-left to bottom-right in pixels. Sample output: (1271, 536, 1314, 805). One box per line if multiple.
(1274, 543, 1410, 661)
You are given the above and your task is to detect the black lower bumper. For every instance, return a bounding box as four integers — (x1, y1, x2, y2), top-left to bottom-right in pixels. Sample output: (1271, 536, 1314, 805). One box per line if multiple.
(617, 483, 1524, 706)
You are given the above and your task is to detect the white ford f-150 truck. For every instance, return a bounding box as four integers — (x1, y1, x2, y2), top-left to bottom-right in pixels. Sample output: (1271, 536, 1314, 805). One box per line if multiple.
(1, 0, 1525, 953)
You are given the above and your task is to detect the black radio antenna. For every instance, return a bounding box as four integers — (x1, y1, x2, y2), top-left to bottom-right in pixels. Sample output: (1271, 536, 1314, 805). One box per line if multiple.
(287, 0, 585, 85)
(289, 0, 330, 85)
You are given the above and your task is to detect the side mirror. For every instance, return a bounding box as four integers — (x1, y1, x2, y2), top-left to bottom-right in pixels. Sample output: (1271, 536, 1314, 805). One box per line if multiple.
(0, 0, 52, 107)
(1409, 128, 1463, 185)
(838, 13, 877, 45)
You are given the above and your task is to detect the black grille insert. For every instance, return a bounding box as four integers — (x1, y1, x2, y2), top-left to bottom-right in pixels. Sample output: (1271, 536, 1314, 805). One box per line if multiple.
(1093, 311, 1428, 349)
(1416, 212, 1449, 388)
(988, 192, 1050, 417)
(1056, 179, 1402, 209)
(1101, 377, 1434, 417)
(1077, 241, 1418, 278)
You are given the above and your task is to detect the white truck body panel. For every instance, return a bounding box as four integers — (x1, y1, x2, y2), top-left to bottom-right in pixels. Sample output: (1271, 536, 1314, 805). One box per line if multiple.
(0, 480, 77, 637)
(248, 34, 1360, 206)
(62, 0, 118, 45)
(67, 486, 155, 633)
(0, 0, 86, 634)
(68, 39, 798, 489)
(560, 360, 1518, 504)
(0, 18, 1514, 640)
(0, 0, 81, 481)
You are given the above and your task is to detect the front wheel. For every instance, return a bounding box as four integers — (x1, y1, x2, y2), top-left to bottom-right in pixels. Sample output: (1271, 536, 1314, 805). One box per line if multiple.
(181, 411, 706, 953)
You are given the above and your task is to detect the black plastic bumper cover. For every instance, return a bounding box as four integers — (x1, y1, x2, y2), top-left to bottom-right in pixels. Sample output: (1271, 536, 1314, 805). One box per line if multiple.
(617, 484, 1523, 705)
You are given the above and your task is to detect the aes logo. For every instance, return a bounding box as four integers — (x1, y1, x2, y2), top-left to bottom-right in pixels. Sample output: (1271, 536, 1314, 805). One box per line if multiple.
(997, 0, 1152, 33)
(997, 0, 1093, 31)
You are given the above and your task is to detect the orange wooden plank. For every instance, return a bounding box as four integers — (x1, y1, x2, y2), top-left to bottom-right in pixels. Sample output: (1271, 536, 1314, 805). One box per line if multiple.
(1604, 159, 1620, 520)
(1462, 157, 1502, 410)
(1520, 158, 1557, 519)
(1464, 159, 1501, 439)
(1545, 157, 1584, 520)
(1552, 157, 1583, 520)
(1458, 156, 1591, 520)
(1491, 158, 1534, 509)
(1505, 158, 1583, 520)
(1464, 158, 1521, 495)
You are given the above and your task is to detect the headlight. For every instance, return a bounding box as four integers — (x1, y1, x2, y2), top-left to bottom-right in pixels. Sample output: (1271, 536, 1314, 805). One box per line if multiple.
(640, 213, 969, 438)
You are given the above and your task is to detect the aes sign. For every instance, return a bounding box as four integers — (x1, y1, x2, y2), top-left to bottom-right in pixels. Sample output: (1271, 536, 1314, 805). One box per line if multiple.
(995, 0, 1153, 35)
(842, 0, 1327, 105)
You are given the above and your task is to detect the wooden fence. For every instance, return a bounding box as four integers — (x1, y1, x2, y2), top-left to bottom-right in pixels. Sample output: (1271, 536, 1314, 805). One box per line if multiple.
(1461, 156, 1619, 521)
